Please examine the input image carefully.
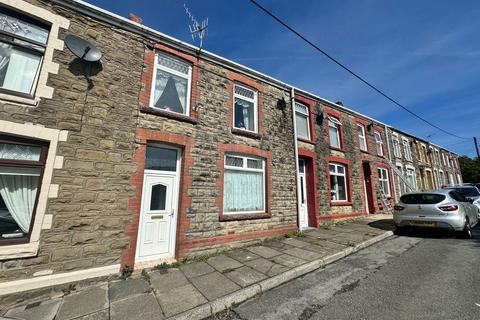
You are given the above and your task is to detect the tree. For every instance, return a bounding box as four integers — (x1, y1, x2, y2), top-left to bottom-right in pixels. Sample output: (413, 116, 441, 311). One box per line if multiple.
(459, 155, 480, 183)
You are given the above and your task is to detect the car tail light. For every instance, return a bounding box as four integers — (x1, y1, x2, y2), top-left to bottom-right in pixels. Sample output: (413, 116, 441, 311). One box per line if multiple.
(394, 205, 405, 211)
(439, 205, 458, 211)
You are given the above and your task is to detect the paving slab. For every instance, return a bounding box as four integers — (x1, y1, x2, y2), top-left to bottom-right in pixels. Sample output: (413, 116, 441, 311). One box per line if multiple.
(56, 285, 109, 320)
(150, 268, 189, 293)
(262, 240, 296, 251)
(180, 261, 215, 278)
(247, 245, 282, 258)
(109, 278, 150, 302)
(110, 293, 163, 320)
(312, 240, 347, 251)
(227, 249, 260, 262)
(244, 257, 290, 276)
(156, 283, 207, 317)
(224, 266, 267, 287)
(5, 299, 61, 320)
(302, 244, 331, 254)
(72, 309, 109, 320)
(281, 238, 310, 248)
(206, 255, 243, 272)
(282, 247, 325, 261)
(189, 271, 240, 300)
(271, 254, 307, 268)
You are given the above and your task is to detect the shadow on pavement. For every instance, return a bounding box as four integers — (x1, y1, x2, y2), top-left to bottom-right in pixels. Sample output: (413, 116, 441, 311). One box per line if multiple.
(367, 219, 395, 231)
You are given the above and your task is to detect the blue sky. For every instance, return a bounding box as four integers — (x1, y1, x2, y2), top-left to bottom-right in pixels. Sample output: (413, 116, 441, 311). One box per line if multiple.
(88, 0, 480, 156)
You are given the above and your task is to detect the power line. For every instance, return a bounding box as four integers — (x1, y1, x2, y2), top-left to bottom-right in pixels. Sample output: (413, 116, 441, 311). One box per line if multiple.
(248, 0, 470, 141)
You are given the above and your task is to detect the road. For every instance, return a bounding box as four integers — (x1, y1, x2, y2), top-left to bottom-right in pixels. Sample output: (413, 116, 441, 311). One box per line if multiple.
(210, 227, 480, 320)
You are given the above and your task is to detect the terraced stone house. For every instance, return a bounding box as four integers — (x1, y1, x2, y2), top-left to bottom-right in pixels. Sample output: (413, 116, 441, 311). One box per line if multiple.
(0, 0, 464, 302)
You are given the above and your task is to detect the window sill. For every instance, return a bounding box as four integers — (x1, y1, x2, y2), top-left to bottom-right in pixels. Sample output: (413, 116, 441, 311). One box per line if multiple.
(219, 212, 271, 221)
(140, 106, 198, 124)
(297, 138, 315, 145)
(0, 241, 39, 260)
(231, 128, 262, 140)
(329, 146, 345, 152)
(0, 92, 39, 107)
(330, 201, 353, 206)
(360, 149, 369, 154)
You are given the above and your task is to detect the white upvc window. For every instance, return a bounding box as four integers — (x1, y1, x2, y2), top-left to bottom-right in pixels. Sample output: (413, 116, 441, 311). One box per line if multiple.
(456, 173, 462, 184)
(0, 9, 50, 97)
(329, 163, 348, 202)
(374, 131, 384, 156)
(378, 167, 391, 197)
(357, 124, 367, 151)
(295, 102, 310, 140)
(233, 83, 258, 133)
(406, 166, 417, 190)
(439, 170, 445, 187)
(150, 52, 192, 115)
(396, 164, 406, 195)
(392, 134, 401, 158)
(434, 149, 440, 165)
(441, 153, 447, 166)
(223, 154, 265, 214)
(402, 138, 412, 161)
(328, 116, 342, 149)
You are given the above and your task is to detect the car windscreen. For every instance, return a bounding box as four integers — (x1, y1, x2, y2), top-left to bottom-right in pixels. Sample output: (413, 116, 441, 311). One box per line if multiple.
(450, 187, 479, 197)
(400, 194, 446, 204)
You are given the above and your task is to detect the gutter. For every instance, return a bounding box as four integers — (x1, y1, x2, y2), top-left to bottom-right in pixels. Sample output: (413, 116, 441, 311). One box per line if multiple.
(290, 88, 302, 230)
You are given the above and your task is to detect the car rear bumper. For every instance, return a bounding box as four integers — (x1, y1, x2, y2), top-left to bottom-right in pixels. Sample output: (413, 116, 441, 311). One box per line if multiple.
(393, 214, 465, 231)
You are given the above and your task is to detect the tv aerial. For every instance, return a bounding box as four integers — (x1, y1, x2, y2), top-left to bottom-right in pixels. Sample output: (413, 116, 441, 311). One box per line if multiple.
(184, 3, 208, 50)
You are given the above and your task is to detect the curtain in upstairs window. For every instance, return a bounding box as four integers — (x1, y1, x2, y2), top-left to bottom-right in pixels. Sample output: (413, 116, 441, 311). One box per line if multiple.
(153, 69, 188, 114)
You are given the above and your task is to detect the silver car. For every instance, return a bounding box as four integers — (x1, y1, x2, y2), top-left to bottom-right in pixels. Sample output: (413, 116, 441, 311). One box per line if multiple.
(444, 186, 480, 217)
(393, 189, 479, 238)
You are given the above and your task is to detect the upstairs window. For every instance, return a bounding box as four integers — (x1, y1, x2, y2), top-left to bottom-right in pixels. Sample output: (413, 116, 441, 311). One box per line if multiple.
(328, 116, 342, 149)
(378, 167, 391, 197)
(0, 8, 50, 97)
(392, 134, 401, 158)
(223, 154, 265, 214)
(233, 84, 258, 133)
(402, 138, 412, 161)
(357, 124, 367, 151)
(374, 131, 384, 156)
(0, 135, 48, 244)
(150, 52, 192, 115)
(295, 102, 310, 140)
(329, 163, 348, 202)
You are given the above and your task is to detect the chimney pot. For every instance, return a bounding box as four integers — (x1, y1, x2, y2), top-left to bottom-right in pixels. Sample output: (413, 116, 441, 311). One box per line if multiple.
(128, 13, 143, 24)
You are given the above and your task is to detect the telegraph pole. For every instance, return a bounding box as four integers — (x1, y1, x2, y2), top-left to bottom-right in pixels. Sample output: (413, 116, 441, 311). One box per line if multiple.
(474, 137, 480, 161)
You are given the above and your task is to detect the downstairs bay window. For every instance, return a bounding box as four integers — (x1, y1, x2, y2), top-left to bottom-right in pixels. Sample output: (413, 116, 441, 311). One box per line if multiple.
(0, 136, 47, 244)
(223, 154, 265, 214)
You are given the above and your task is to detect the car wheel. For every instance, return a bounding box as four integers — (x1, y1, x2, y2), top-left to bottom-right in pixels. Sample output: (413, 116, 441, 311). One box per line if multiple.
(457, 218, 472, 239)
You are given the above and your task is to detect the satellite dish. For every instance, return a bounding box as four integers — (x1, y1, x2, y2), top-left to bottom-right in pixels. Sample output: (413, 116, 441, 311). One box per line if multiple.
(64, 34, 102, 62)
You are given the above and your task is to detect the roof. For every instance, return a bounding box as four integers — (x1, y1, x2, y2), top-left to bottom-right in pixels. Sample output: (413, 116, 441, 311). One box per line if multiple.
(52, 0, 458, 155)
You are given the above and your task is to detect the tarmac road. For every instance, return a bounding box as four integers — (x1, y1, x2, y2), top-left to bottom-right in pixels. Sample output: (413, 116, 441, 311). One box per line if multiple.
(210, 226, 480, 320)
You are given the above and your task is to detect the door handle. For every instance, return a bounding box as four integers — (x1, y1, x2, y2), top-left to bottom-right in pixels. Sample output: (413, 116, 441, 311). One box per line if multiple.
(169, 211, 174, 217)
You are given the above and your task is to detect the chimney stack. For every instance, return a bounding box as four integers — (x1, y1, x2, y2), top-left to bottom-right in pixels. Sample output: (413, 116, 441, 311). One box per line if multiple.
(128, 13, 143, 24)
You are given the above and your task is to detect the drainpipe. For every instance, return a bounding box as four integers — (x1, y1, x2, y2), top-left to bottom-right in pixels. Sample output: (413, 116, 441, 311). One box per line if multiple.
(290, 87, 302, 230)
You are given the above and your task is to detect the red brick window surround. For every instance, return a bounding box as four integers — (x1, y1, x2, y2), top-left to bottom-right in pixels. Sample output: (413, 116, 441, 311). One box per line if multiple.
(355, 117, 369, 153)
(227, 71, 264, 139)
(295, 95, 316, 144)
(139, 44, 200, 124)
(326, 156, 353, 206)
(216, 144, 272, 221)
(324, 108, 344, 151)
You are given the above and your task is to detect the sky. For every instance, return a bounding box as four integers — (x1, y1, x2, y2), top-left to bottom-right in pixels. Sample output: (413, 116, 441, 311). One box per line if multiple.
(87, 0, 480, 157)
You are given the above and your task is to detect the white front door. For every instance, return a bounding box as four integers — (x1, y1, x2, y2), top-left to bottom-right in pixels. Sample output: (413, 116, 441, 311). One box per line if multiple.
(137, 174, 178, 260)
(298, 159, 309, 228)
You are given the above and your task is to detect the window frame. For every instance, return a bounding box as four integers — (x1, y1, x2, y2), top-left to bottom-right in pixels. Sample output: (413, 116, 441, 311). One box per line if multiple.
(329, 162, 349, 203)
(149, 51, 193, 116)
(328, 116, 342, 149)
(402, 138, 412, 161)
(374, 131, 384, 156)
(392, 133, 402, 158)
(357, 124, 368, 152)
(378, 167, 391, 197)
(223, 153, 265, 215)
(295, 101, 311, 141)
(0, 7, 50, 99)
(0, 134, 48, 245)
(405, 165, 417, 190)
(232, 83, 258, 133)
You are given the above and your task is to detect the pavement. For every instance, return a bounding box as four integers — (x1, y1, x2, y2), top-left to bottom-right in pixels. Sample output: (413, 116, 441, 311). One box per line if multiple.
(209, 225, 480, 320)
(1, 214, 394, 320)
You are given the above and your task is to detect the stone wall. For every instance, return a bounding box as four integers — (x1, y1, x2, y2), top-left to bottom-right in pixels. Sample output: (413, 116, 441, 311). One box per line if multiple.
(0, 0, 144, 282)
